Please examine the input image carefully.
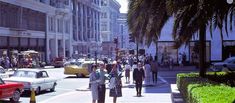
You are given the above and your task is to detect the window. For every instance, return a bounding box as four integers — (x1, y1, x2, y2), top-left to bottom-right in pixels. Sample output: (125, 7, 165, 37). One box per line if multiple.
(101, 22, 107, 31)
(57, 19, 63, 33)
(65, 20, 70, 33)
(42, 71, 48, 78)
(101, 12, 107, 18)
(101, 0, 107, 6)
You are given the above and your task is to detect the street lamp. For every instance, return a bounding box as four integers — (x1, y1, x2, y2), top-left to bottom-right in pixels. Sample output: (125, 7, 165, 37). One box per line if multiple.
(114, 37, 118, 61)
(95, 51, 97, 67)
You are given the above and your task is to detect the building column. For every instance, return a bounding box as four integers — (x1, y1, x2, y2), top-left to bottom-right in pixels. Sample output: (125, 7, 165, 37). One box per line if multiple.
(46, 15, 51, 63)
(80, 3, 83, 41)
(62, 18, 66, 58)
(55, 17, 58, 57)
(69, 16, 73, 58)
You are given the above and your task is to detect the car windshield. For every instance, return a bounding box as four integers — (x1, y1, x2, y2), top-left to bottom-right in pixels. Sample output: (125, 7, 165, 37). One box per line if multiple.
(224, 58, 235, 63)
(13, 71, 36, 78)
(70, 62, 82, 66)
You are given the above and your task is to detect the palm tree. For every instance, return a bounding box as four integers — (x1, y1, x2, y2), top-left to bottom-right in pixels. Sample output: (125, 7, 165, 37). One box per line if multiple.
(128, 0, 170, 61)
(128, 0, 235, 77)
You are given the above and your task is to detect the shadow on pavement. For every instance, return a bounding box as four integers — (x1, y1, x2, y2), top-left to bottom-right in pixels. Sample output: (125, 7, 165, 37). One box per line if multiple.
(144, 84, 171, 93)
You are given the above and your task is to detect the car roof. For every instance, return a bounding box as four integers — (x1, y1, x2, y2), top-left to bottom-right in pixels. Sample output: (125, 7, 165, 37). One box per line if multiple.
(16, 69, 45, 72)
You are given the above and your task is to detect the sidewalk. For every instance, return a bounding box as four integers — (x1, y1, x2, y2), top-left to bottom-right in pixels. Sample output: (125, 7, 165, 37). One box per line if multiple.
(40, 77, 172, 103)
(159, 66, 198, 71)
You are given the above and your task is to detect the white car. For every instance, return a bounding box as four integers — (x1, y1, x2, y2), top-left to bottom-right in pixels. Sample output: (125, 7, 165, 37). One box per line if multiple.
(211, 57, 235, 71)
(3, 69, 57, 94)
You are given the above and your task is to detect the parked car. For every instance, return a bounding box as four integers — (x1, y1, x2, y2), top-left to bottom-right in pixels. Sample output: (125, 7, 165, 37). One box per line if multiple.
(52, 57, 65, 68)
(64, 60, 103, 77)
(211, 57, 235, 71)
(3, 69, 57, 94)
(0, 77, 24, 102)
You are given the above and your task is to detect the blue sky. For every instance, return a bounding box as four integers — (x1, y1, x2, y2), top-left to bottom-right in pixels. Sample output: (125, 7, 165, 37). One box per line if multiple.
(116, 0, 128, 13)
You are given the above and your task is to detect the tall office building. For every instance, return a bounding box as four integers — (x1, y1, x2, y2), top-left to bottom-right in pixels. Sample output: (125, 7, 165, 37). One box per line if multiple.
(0, 0, 73, 63)
(100, 0, 121, 58)
(72, 0, 101, 57)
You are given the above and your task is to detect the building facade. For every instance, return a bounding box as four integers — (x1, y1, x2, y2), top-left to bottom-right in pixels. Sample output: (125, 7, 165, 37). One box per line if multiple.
(72, 0, 101, 58)
(117, 13, 129, 49)
(100, 0, 120, 58)
(0, 0, 73, 63)
(144, 18, 235, 64)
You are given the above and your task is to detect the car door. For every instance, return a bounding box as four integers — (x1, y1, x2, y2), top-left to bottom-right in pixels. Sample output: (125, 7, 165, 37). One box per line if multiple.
(0, 78, 11, 99)
(36, 71, 46, 91)
(41, 71, 53, 89)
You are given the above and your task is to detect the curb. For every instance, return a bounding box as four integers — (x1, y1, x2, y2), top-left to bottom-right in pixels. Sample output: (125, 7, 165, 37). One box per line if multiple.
(75, 88, 90, 91)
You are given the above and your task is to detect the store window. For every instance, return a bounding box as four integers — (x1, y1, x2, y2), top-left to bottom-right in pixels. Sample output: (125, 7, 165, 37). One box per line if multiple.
(223, 41, 235, 60)
(157, 42, 178, 64)
(189, 41, 211, 63)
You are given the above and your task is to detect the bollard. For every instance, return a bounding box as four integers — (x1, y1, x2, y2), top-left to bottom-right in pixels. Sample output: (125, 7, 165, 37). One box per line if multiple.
(30, 88, 36, 103)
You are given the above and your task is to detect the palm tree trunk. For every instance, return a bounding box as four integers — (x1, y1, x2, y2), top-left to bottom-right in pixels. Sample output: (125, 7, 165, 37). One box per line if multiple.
(155, 41, 158, 61)
(199, 25, 206, 77)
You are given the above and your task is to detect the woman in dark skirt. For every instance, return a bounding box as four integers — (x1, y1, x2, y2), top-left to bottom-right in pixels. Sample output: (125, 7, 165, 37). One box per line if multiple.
(109, 63, 122, 103)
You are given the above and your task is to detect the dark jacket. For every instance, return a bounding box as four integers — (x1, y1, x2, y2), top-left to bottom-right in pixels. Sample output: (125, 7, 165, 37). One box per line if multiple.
(133, 68, 145, 82)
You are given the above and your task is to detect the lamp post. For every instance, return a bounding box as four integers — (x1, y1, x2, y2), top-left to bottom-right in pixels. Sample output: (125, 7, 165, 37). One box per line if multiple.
(114, 37, 118, 61)
(95, 50, 97, 67)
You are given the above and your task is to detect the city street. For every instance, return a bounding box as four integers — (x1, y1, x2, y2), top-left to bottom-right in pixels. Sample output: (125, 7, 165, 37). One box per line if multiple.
(0, 68, 90, 103)
(1, 66, 197, 103)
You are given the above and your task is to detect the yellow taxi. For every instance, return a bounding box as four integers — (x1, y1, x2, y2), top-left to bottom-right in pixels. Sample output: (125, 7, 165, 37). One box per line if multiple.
(64, 60, 103, 77)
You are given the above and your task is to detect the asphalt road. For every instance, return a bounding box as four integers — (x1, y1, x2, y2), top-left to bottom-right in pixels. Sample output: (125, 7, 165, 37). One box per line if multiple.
(0, 67, 197, 103)
(0, 68, 90, 103)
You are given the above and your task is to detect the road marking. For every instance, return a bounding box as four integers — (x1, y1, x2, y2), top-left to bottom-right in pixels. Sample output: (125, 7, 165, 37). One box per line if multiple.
(55, 88, 75, 91)
(39, 91, 88, 103)
(158, 76, 169, 84)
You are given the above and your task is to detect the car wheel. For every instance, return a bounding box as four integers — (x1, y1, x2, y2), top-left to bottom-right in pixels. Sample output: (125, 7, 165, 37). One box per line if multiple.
(81, 74, 86, 78)
(76, 73, 82, 78)
(50, 83, 56, 92)
(10, 90, 21, 102)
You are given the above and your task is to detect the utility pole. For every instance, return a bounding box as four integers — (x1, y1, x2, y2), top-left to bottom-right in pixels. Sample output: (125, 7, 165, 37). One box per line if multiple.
(114, 37, 118, 61)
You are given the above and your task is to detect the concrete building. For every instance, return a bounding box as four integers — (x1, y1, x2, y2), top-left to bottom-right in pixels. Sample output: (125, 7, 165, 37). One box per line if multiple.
(72, 0, 101, 58)
(117, 13, 129, 49)
(100, 0, 121, 57)
(0, 0, 73, 63)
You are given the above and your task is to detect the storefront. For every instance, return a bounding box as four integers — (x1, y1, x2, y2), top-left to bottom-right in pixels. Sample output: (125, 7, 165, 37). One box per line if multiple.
(0, 36, 45, 61)
(189, 41, 211, 64)
(222, 40, 235, 60)
(157, 41, 178, 64)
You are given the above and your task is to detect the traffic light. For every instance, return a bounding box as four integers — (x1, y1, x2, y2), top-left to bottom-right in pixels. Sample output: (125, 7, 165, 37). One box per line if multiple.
(114, 38, 118, 44)
(129, 35, 135, 42)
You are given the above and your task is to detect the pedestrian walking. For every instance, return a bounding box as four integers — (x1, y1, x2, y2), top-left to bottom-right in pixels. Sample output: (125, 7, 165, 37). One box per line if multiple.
(132, 62, 138, 84)
(124, 63, 131, 83)
(89, 65, 100, 103)
(150, 58, 158, 84)
(109, 63, 122, 103)
(144, 61, 152, 86)
(98, 63, 107, 103)
(133, 62, 145, 97)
